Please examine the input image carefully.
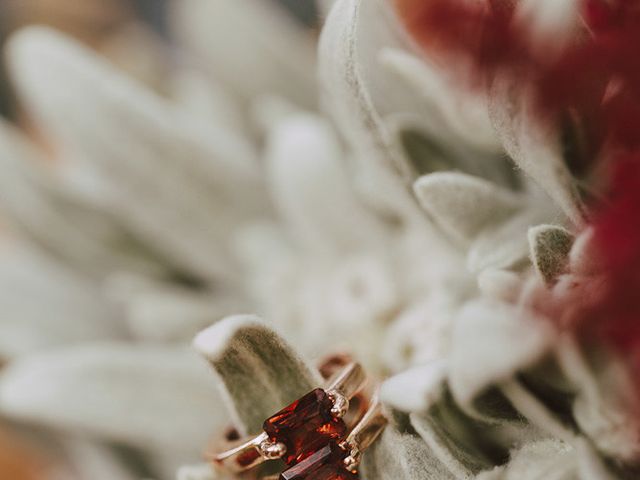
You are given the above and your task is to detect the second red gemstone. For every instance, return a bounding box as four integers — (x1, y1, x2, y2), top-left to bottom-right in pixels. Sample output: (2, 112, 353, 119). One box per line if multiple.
(279, 443, 359, 480)
(263, 389, 347, 465)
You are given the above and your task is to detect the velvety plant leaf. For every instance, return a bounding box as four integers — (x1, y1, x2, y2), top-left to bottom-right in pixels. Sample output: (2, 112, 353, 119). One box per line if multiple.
(556, 337, 640, 462)
(486, 439, 577, 480)
(489, 75, 586, 226)
(7, 27, 264, 284)
(360, 421, 456, 480)
(411, 397, 497, 478)
(319, 0, 423, 221)
(0, 243, 120, 360)
(477, 269, 522, 303)
(382, 49, 496, 145)
(380, 361, 447, 413)
(176, 464, 216, 480)
(171, 0, 317, 107)
(413, 172, 522, 247)
(500, 379, 575, 442)
(468, 210, 549, 274)
(449, 300, 555, 420)
(0, 344, 223, 457)
(265, 113, 388, 255)
(193, 315, 322, 434)
(528, 225, 574, 285)
(0, 121, 167, 279)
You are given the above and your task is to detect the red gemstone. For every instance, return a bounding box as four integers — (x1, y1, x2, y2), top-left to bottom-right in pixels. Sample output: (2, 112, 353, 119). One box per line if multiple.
(279, 443, 359, 480)
(264, 389, 347, 465)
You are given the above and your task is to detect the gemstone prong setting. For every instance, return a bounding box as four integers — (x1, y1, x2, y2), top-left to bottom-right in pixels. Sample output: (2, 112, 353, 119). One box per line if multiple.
(259, 439, 287, 460)
(327, 390, 350, 418)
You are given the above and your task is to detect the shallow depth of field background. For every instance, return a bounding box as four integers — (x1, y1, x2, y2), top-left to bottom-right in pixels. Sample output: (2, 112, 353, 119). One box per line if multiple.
(0, 1, 319, 478)
(0, 0, 318, 119)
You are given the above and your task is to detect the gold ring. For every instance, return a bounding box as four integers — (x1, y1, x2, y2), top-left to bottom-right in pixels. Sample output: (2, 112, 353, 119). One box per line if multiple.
(267, 393, 387, 480)
(207, 356, 386, 479)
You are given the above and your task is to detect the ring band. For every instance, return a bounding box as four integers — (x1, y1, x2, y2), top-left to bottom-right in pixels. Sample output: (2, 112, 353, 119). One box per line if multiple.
(209, 361, 369, 473)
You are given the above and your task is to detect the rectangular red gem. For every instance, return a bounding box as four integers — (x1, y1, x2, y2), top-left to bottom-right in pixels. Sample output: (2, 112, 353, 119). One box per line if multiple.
(263, 389, 347, 465)
(279, 443, 359, 480)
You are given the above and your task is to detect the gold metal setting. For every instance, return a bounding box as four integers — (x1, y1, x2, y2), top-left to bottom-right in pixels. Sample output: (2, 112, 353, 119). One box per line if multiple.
(208, 361, 370, 474)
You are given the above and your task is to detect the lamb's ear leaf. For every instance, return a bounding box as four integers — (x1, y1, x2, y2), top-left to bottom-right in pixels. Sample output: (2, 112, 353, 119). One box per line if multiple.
(500, 379, 575, 442)
(379, 361, 447, 413)
(379, 48, 500, 155)
(0, 344, 223, 456)
(7, 27, 264, 284)
(390, 121, 454, 176)
(489, 75, 586, 226)
(0, 121, 168, 279)
(449, 300, 555, 422)
(193, 315, 322, 434)
(575, 438, 619, 480)
(557, 337, 640, 462)
(318, 0, 424, 222)
(361, 418, 456, 480)
(468, 210, 546, 275)
(172, 0, 317, 107)
(528, 225, 574, 285)
(490, 437, 615, 480)
(265, 113, 388, 254)
(410, 394, 498, 478)
(176, 464, 217, 480)
(498, 439, 578, 480)
(413, 172, 521, 247)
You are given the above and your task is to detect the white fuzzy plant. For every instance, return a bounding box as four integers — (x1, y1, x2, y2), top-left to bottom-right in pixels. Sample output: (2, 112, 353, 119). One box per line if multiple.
(0, 0, 636, 479)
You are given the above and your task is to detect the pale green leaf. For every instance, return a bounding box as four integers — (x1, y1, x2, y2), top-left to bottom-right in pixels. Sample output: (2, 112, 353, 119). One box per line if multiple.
(411, 396, 497, 478)
(528, 225, 574, 285)
(413, 173, 521, 247)
(0, 344, 221, 456)
(449, 300, 555, 421)
(361, 420, 456, 480)
(8, 27, 263, 284)
(380, 361, 447, 413)
(557, 339, 640, 462)
(176, 464, 217, 480)
(468, 211, 546, 274)
(0, 121, 167, 278)
(319, 0, 422, 221)
(498, 439, 577, 480)
(489, 75, 586, 226)
(193, 315, 321, 434)
(172, 0, 317, 107)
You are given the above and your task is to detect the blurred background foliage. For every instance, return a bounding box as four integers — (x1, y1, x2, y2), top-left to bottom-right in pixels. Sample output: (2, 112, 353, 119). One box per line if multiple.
(0, 0, 318, 119)
(0, 0, 318, 473)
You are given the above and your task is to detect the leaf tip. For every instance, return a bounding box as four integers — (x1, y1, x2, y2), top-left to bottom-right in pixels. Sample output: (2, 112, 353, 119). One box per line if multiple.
(193, 314, 264, 361)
